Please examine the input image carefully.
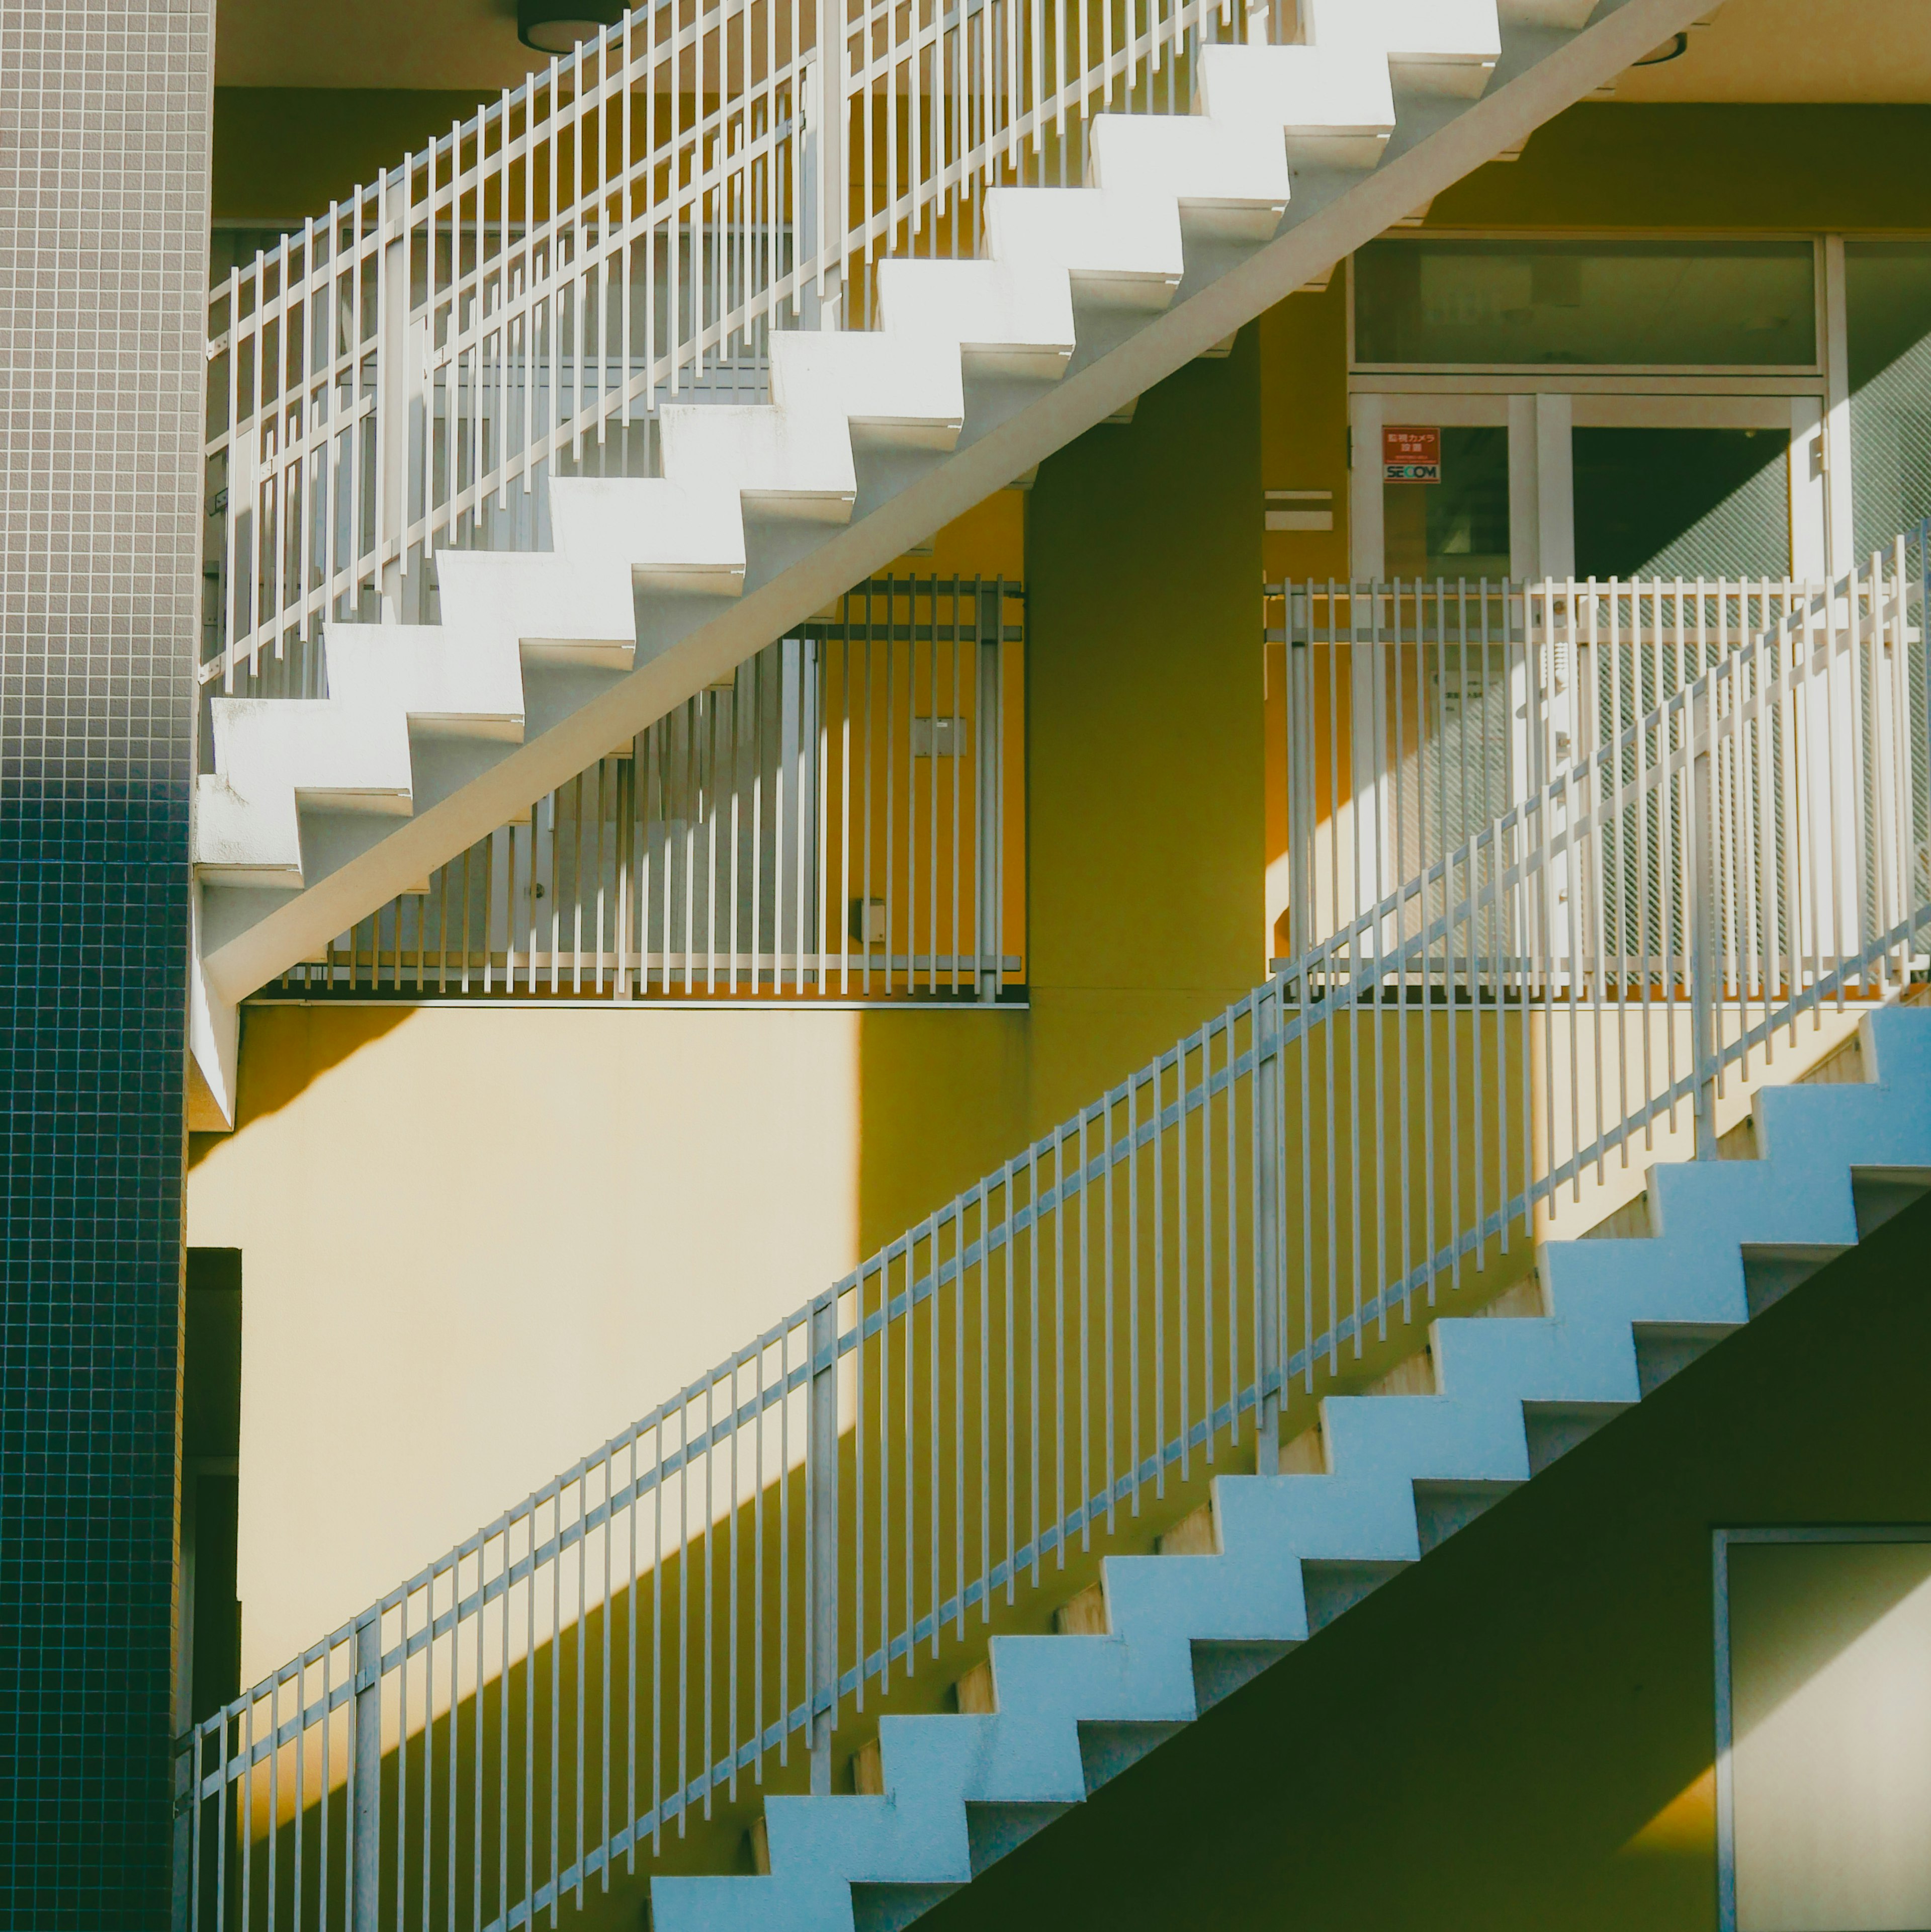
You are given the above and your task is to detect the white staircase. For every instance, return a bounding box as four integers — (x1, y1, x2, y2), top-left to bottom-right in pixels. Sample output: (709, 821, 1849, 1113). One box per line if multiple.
(173, 573, 1931, 1929)
(652, 1004, 1931, 1932)
(189, 0, 1714, 1123)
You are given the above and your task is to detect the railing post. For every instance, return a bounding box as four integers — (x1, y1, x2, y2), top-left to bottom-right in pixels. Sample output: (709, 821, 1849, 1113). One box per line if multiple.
(1690, 718, 1719, 1161)
(807, 1297, 839, 1798)
(378, 165, 413, 623)
(1571, 616, 1595, 982)
(798, 53, 821, 326)
(1920, 522, 1931, 952)
(353, 1615, 382, 1927)
(1285, 617, 1310, 963)
(802, 0, 845, 330)
(1255, 984, 1284, 1475)
(977, 581, 1005, 1003)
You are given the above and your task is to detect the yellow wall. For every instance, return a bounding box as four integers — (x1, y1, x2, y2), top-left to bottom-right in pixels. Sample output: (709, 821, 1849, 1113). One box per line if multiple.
(1259, 278, 1351, 588)
(189, 331, 1263, 1678)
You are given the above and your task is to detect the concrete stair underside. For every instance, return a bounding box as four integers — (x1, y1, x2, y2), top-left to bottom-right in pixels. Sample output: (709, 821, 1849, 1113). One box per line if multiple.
(644, 1003, 1931, 1932)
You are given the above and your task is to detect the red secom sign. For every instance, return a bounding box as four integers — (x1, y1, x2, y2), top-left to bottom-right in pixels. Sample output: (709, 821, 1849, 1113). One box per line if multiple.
(1383, 425, 1441, 484)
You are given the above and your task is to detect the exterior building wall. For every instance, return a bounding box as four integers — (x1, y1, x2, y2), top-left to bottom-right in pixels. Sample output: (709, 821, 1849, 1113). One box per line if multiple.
(185, 88, 1930, 1734)
(185, 332, 1263, 1679)
(212, 87, 500, 222)
(1431, 102, 1931, 231)
(1257, 102, 1931, 598)
(0, 1, 212, 1920)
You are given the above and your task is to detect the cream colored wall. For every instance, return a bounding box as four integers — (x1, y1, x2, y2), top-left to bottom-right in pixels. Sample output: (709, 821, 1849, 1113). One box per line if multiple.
(1729, 1540, 1931, 1931)
(188, 1001, 870, 1674)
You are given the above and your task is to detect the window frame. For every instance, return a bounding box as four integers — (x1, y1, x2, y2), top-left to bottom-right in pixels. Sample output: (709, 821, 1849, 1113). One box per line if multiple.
(1348, 231, 1828, 381)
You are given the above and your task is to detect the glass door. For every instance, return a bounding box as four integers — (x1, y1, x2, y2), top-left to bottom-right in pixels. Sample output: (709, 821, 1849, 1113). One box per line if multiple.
(1350, 390, 1824, 583)
(1382, 425, 1513, 581)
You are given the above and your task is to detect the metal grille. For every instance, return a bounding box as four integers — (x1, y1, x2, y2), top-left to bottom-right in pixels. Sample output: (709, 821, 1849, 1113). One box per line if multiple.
(1267, 576, 1865, 974)
(271, 576, 1024, 1000)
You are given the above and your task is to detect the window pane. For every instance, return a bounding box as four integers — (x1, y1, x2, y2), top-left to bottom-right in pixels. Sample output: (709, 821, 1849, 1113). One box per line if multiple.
(1383, 425, 1510, 581)
(1848, 240, 1931, 558)
(1354, 239, 1817, 369)
(1573, 428, 1789, 580)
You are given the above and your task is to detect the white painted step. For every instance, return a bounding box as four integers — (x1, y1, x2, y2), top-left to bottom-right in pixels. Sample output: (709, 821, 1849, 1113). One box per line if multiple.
(190, 0, 1714, 1124)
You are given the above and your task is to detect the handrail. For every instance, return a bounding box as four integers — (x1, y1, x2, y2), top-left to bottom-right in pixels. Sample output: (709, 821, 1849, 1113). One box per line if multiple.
(171, 538, 1931, 1932)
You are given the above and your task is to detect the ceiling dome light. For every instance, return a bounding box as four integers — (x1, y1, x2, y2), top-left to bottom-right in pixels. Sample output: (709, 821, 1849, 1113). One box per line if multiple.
(518, 1, 625, 53)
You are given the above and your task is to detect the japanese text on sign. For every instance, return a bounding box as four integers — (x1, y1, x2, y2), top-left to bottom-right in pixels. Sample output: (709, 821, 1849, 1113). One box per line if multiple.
(1383, 426, 1441, 484)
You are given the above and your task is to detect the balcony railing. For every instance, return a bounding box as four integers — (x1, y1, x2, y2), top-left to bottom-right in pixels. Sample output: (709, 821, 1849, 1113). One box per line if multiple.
(201, 0, 1256, 693)
(1265, 571, 1925, 967)
(259, 575, 1025, 1002)
(173, 539, 1931, 1932)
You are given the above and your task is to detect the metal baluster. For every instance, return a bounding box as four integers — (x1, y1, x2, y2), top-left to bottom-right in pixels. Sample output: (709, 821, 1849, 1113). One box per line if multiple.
(1691, 675, 1719, 1160)
(808, 1295, 839, 1796)
(353, 1616, 381, 1930)
(1255, 981, 1282, 1473)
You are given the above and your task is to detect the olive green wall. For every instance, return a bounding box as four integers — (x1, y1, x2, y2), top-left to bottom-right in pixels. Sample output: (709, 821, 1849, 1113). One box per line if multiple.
(1435, 103, 1931, 232)
(919, 1193, 1931, 1932)
(213, 89, 498, 220)
(213, 95, 1931, 242)
(1009, 324, 1265, 1138)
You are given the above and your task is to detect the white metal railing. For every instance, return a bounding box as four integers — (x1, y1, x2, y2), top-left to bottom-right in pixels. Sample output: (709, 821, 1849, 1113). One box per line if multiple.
(265, 576, 1024, 1001)
(172, 538, 1931, 1930)
(1266, 572, 1926, 966)
(202, 0, 1259, 694)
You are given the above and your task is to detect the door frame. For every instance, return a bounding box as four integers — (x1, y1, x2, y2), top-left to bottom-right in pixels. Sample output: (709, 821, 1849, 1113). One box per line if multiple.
(1348, 385, 1827, 582)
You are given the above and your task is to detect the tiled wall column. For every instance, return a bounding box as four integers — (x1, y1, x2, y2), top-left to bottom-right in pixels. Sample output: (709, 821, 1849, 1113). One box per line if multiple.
(0, 2, 212, 1921)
